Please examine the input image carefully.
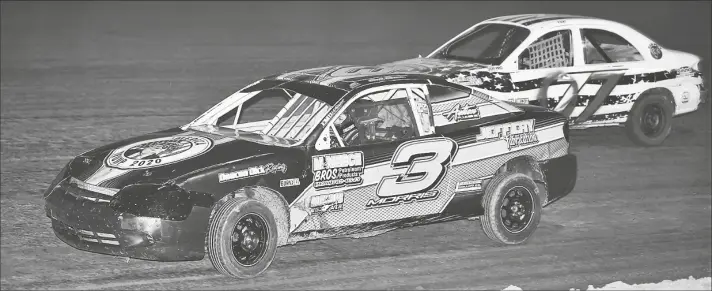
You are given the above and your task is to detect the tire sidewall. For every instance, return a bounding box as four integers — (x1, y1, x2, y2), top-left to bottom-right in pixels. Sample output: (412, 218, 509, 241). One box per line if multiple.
(211, 199, 278, 278)
(626, 94, 674, 146)
(483, 173, 542, 244)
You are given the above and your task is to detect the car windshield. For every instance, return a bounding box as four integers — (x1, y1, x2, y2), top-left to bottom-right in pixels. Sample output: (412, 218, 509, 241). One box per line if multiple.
(186, 87, 333, 144)
(432, 23, 530, 65)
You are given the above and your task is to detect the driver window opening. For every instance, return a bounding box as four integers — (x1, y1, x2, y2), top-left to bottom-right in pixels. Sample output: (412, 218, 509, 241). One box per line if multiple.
(331, 88, 419, 147)
(518, 29, 573, 70)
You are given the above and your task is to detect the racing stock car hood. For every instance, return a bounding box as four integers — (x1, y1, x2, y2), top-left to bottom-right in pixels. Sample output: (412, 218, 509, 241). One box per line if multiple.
(66, 126, 293, 189)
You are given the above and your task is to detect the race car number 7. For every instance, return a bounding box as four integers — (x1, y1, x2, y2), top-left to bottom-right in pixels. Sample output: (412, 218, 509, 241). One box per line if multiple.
(540, 71, 625, 124)
(376, 137, 458, 197)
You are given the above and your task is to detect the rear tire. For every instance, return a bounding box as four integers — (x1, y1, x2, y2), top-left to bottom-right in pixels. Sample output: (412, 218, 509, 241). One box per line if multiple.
(625, 94, 674, 146)
(206, 198, 278, 278)
(480, 172, 542, 245)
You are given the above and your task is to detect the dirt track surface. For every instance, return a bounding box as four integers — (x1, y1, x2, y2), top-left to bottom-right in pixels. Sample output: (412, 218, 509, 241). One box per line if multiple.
(1, 2, 710, 290)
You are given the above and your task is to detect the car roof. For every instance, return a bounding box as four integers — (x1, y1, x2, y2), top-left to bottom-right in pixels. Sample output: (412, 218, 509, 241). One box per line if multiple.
(482, 14, 623, 29)
(258, 65, 465, 105)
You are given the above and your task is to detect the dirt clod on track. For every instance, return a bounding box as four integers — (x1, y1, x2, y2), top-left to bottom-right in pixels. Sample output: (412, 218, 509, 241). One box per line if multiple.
(1, 2, 710, 290)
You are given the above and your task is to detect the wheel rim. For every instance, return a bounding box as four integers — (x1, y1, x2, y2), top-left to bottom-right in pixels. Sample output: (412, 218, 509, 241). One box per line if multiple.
(499, 186, 535, 234)
(231, 213, 269, 267)
(640, 104, 665, 137)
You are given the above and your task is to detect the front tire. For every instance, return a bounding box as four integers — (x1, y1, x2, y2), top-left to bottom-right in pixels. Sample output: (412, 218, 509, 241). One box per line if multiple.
(625, 94, 674, 146)
(480, 172, 542, 245)
(206, 198, 278, 278)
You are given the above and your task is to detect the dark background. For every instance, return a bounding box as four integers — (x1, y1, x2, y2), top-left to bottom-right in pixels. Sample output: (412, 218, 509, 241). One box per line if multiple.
(2, 1, 711, 111)
(1, 2, 710, 290)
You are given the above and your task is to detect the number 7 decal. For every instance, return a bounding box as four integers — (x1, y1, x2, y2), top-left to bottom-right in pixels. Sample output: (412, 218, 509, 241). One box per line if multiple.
(540, 71, 625, 124)
(376, 137, 458, 198)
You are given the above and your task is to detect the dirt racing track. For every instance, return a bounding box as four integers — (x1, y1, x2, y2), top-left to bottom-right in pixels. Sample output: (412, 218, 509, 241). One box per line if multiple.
(1, 2, 710, 290)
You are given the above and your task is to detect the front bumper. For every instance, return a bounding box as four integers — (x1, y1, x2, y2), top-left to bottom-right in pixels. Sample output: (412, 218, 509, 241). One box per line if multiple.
(541, 154, 577, 205)
(44, 179, 210, 261)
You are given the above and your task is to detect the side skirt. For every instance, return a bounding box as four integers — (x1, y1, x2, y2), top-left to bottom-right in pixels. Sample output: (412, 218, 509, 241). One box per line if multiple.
(286, 213, 470, 244)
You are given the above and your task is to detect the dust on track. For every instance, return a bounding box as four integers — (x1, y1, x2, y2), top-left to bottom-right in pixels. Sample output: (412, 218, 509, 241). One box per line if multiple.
(1, 1, 710, 290)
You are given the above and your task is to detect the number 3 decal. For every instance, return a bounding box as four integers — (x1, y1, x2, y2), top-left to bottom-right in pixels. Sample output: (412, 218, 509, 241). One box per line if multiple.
(376, 137, 458, 197)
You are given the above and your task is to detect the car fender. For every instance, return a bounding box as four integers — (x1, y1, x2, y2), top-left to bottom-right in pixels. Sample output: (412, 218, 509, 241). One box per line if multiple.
(168, 153, 304, 201)
(633, 87, 676, 112)
(211, 186, 291, 246)
(494, 155, 549, 205)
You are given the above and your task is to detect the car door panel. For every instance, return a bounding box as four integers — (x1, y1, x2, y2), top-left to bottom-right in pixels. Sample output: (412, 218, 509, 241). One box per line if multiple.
(288, 84, 460, 234)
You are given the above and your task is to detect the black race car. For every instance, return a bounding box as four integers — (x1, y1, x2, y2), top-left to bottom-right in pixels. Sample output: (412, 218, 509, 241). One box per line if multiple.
(45, 66, 577, 278)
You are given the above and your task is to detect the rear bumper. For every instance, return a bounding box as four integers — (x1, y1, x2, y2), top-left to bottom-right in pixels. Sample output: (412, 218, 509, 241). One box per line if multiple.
(541, 154, 577, 205)
(44, 180, 210, 261)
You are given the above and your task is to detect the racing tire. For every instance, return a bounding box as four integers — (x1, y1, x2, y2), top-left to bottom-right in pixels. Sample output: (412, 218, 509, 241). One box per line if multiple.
(625, 94, 674, 146)
(480, 172, 542, 245)
(207, 197, 278, 278)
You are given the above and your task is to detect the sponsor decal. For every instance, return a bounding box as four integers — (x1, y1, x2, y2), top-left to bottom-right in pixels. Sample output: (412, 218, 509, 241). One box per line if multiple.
(309, 192, 344, 214)
(366, 190, 440, 209)
(106, 136, 213, 170)
(280, 178, 301, 187)
(477, 119, 540, 150)
(312, 152, 364, 189)
(441, 103, 481, 122)
(82, 157, 92, 164)
(455, 180, 483, 192)
(487, 65, 504, 72)
(649, 43, 663, 59)
(682, 91, 690, 103)
(218, 163, 287, 183)
(505, 131, 539, 150)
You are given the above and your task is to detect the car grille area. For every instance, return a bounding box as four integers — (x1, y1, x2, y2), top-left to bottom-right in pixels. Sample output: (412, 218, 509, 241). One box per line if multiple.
(63, 177, 119, 203)
(53, 219, 120, 246)
(44, 176, 210, 261)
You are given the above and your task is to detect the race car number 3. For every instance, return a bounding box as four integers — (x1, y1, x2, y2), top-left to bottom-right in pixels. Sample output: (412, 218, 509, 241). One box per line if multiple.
(376, 137, 458, 197)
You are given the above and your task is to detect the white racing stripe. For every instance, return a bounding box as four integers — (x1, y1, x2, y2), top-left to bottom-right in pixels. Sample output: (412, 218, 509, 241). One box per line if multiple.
(84, 166, 131, 186)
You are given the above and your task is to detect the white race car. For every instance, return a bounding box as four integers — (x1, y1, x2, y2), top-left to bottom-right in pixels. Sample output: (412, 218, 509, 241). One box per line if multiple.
(382, 14, 708, 146)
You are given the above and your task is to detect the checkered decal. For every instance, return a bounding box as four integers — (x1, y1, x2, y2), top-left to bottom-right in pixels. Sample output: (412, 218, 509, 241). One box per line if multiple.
(526, 33, 571, 69)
